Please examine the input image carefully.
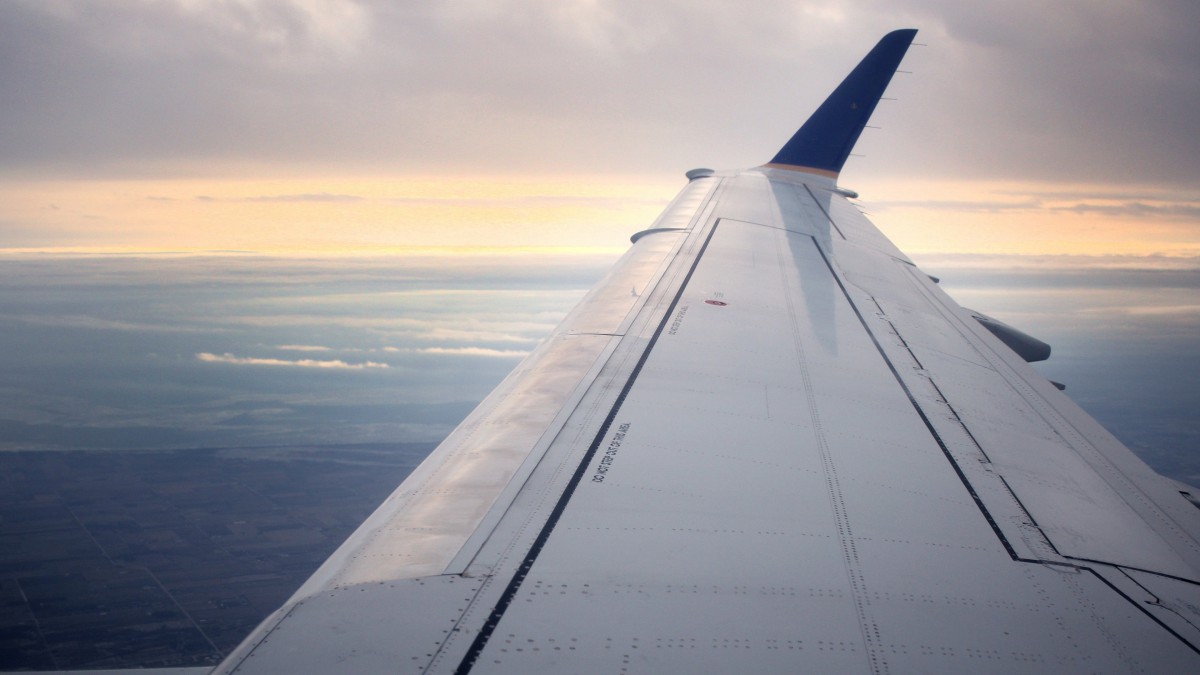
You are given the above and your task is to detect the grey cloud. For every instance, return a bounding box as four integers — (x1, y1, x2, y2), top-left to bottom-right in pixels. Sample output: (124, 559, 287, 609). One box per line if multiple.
(2, 1, 1196, 185)
(0, 1, 899, 174)
(196, 352, 390, 369)
(2, 312, 226, 333)
(914, 256, 1200, 293)
(869, 198, 1044, 213)
(1050, 201, 1200, 219)
(0, 252, 615, 291)
(999, 188, 1200, 202)
(910, 252, 1200, 271)
(385, 346, 529, 358)
(864, 0, 1200, 185)
(871, 194, 1200, 219)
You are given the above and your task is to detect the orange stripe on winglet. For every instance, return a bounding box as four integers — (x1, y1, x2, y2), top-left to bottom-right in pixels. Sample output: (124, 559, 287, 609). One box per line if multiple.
(760, 163, 840, 179)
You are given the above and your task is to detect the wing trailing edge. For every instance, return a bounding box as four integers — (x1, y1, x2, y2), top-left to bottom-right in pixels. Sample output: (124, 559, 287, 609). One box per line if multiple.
(765, 28, 917, 178)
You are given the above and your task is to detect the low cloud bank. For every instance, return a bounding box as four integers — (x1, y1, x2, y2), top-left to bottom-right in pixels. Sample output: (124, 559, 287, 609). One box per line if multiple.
(197, 352, 388, 369)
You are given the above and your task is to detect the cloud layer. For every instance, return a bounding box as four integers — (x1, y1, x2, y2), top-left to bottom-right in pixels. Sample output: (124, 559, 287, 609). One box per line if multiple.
(197, 352, 389, 369)
(1, 1, 1196, 185)
(0, 253, 603, 450)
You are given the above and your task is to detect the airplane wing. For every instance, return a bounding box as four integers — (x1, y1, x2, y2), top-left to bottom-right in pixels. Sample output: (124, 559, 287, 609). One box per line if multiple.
(212, 30, 1200, 673)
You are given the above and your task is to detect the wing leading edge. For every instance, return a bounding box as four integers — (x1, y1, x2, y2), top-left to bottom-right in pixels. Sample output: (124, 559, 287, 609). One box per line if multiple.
(213, 31, 1200, 674)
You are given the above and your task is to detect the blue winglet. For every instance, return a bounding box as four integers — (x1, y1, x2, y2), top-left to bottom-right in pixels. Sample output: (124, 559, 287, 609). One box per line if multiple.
(766, 29, 917, 178)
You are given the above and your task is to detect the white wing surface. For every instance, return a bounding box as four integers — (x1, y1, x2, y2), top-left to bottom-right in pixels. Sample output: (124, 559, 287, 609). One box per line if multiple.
(214, 30, 1200, 673)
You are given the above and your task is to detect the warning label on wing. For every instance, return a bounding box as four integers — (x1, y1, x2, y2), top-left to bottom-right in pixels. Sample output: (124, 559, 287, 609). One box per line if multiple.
(667, 305, 689, 335)
(591, 422, 631, 483)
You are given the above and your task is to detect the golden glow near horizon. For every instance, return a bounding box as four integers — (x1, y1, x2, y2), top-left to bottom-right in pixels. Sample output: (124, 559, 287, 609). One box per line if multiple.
(0, 174, 680, 256)
(2, 174, 1198, 263)
(848, 178, 1200, 260)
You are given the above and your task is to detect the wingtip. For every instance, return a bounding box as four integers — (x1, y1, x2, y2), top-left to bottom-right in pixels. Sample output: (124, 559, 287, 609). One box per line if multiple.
(766, 29, 918, 176)
(885, 27, 919, 40)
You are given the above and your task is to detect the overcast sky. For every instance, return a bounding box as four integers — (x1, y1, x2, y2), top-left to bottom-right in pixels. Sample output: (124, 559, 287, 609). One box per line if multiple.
(1, 1, 1197, 257)
(1, 0, 1196, 184)
(1, 0, 1198, 252)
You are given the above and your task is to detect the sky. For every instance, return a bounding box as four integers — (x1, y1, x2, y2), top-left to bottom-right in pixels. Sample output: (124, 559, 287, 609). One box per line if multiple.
(0, 2, 1197, 483)
(1, 0, 1198, 256)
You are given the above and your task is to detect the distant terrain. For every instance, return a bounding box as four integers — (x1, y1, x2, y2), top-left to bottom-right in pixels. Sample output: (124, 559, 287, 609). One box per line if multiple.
(0, 444, 430, 670)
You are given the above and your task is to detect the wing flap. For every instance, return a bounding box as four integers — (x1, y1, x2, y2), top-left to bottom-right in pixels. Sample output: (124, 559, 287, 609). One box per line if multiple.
(799, 177, 1200, 576)
(216, 575, 483, 673)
